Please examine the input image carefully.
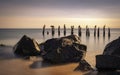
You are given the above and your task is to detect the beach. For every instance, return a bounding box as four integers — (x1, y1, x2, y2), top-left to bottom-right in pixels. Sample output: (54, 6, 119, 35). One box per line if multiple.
(1, 0, 120, 74)
(0, 29, 120, 75)
(0, 46, 102, 75)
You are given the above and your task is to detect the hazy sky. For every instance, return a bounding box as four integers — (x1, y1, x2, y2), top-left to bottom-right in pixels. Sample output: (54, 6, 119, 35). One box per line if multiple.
(0, 0, 120, 28)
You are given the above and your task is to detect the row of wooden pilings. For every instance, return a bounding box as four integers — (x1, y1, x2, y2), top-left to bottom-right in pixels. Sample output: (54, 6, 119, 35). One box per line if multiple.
(42, 25, 111, 37)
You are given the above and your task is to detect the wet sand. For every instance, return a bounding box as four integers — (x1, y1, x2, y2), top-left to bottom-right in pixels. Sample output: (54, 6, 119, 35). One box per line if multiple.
(0, 46, 103, 75)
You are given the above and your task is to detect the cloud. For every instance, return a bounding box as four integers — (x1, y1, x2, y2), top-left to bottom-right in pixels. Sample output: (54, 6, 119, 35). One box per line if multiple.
(0, 0, 120, 18)
(1, 0, 120, 8)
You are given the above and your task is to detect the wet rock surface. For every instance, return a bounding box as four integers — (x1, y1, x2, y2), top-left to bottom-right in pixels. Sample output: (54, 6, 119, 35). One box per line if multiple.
(74, 59, 93, 71)
(96, 55, 120, 70)
(13, 35, 40, 56)
(13, 34, 92, 72)
(40, 35, 87, 63)
(96, 37, 120, 71)
(103, 37, 120, 56)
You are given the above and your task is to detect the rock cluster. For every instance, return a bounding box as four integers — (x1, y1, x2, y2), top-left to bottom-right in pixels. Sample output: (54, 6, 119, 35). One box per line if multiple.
(13, 35, 93, 71)
(96, 37, 120, 70)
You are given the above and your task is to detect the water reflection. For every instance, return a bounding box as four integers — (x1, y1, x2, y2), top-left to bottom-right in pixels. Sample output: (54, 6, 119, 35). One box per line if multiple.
(30, 60, 75, 69)
(103, 36, 105, 45)
(0, 28, 117, 51)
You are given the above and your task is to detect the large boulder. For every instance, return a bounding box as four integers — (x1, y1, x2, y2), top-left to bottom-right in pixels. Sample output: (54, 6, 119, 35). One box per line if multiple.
(103, 37, 120, 56)
(13, 35, 40, 56)
(40, 35, 87, 63)
(96, 37, 120, 70)
(96, 55, 120, 70)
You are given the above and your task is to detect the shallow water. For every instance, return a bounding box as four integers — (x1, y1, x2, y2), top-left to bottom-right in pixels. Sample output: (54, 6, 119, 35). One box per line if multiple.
(0, 40, 119, 75)
(0, 46, 85, 75)
(0, 28, 120, 51)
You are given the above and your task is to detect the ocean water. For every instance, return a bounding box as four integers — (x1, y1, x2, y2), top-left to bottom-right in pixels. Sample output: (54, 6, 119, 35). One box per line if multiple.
(0, 28, 120, 51)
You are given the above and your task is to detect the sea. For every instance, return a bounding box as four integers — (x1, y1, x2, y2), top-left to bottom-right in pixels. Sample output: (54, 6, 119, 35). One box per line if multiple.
(0, 28, 120, 51)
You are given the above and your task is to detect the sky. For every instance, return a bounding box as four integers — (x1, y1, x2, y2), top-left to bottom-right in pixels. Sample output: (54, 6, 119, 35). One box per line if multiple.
(0, 0, 120, 28)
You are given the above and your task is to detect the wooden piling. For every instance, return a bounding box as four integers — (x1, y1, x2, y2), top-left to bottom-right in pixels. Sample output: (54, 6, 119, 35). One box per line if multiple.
(86, 25, 90, 37)
(58, 26, 60, 36)
(97, 27, 100, 37)
(51, 25, 55, 36)
(78, 25, 81, 36)
(42, 25, 46, 36)
(103, 25, 106, 37)
(64, 24, 66, 36)
(108, 27, 111, 37)
(71, 25, 74, 35)
(94, 25, 97, 37)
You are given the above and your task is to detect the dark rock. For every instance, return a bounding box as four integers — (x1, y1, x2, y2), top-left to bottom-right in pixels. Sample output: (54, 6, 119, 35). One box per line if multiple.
(13, 35, 40, 56)
(74, 59, 93, 71)
(0, 44, 6, 47)
(103, 37, 120, 56)
(40, 35, 87, 63)
(96, 55, 120, 71)
(96, 37, 120, 70)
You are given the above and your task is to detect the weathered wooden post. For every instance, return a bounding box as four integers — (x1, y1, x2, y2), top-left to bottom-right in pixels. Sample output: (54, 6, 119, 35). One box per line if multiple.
(97, 27, 100, 37)
(103, 25, 106, 37)
(86, 25, 88, 36)
(88, 28, 90, 36)
(86, 25, 90, 37)
(71, 25, 74, 35)
(58, 26, 60, 36)
(51, 25, 55, 36)
(108, 27, 111, 37)
(94, 25, 97, 37)
(42, 25, 46, 36)
(78, 25, 81, 36)
(64, 24, 66, 36)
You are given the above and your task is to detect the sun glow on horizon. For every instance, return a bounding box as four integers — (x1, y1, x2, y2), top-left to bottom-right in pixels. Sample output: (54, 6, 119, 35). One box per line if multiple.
(0, 16, 120, 28)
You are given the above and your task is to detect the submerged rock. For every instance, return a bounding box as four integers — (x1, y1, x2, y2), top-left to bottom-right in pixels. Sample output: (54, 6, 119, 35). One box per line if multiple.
(96, 37, 120, 70)
(74, 59, 93, 71)
(40, 35, 87, 63)
(13, 35, 40, 56)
